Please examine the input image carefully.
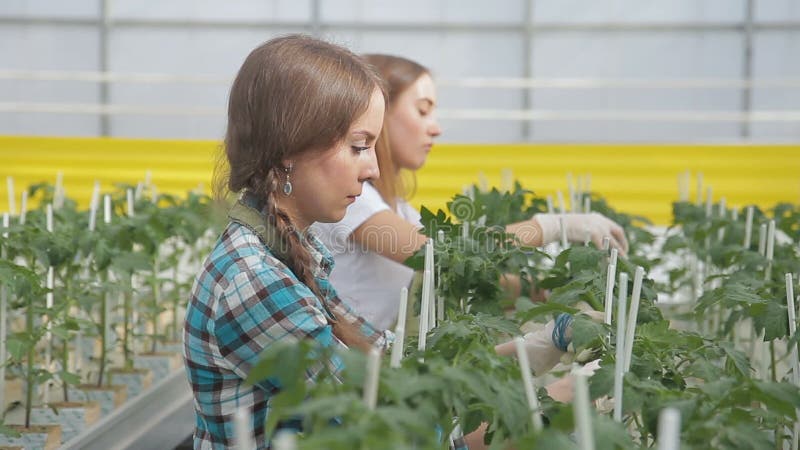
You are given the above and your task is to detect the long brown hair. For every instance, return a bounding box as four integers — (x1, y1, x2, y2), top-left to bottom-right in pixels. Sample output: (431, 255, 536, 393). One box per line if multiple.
(215, 35, 385, 351)
(362, 54, 430, 210)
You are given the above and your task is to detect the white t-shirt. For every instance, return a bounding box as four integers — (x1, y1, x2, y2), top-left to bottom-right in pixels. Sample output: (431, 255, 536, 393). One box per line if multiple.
(310, 183, 421, 331)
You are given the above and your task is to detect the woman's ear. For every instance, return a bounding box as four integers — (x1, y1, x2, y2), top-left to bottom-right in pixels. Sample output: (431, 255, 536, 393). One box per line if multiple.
(281, 159, 294, 171)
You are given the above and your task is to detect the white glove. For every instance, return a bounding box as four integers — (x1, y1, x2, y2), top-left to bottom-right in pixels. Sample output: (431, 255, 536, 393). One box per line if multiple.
(521, 320, 565, 375)
(533, 212, 629, 255)
(521, 310, 605, 375)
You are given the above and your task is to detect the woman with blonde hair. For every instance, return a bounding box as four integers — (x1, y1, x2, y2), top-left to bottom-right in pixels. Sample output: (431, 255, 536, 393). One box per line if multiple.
(312, 54, 628, 331)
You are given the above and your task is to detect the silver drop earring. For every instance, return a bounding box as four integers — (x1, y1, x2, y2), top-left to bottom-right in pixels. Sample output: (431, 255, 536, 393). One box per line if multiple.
(282, 163, 293, 196)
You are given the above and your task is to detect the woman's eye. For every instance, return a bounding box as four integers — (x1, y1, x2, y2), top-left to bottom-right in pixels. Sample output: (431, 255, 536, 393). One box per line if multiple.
(352, 145, 370, 153)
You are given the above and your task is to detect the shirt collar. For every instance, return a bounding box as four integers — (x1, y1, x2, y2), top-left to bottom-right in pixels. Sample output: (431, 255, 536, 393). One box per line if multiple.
(228, 191, 335, 277)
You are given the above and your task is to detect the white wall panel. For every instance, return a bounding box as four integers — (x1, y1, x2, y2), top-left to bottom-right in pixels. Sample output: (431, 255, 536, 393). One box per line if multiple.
(110, 0, 311, 22)
(755, 0, 800, 22)
(0, 25, 100, 136)
(0, 0, 98, 18)
(329, 30, 526, 142)
(533, 0, 745, 23)
(321, 0, 525, 24)
(750, 31, 800, 141)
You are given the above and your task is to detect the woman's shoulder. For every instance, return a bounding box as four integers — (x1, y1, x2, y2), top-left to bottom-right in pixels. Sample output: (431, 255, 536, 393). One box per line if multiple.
(205, 222, 295, 285)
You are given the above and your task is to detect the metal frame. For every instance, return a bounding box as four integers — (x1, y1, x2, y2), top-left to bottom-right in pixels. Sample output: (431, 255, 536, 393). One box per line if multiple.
(59, 369, 194, 450)
(1, 0, 798, 139)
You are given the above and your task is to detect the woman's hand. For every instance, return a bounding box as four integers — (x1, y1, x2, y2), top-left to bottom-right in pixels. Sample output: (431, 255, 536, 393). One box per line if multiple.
(533, 212, 629, 255)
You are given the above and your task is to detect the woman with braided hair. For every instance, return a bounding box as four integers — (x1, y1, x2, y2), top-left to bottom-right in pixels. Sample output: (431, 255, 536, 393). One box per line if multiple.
(183, 35, 391, 448)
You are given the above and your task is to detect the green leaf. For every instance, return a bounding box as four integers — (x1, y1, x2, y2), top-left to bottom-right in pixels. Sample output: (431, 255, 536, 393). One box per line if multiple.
(571, 315, 607, 350)
(514, 302, 579, 323)
(752, 301, 788, 341)
(752, 381, 800, 417)
(0, 423, 22, 438)
(58, 370, 81, 385)
(719, 342, 751, 378)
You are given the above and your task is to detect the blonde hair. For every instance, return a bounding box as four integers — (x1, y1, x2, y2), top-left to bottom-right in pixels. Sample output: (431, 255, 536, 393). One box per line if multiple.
(362, 54, 430, 209)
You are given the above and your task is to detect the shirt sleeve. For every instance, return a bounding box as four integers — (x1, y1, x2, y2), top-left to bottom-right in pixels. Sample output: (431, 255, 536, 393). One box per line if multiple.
(317, 275, 392, 350)
(212, 260, 346, 392)
(310, 183, 390, 255)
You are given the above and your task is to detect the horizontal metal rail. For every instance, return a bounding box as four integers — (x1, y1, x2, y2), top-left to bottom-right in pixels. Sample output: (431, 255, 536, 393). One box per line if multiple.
(2, 101, 799, 123)
(2, 69, 800, 90)
(2, 15, 800, 32)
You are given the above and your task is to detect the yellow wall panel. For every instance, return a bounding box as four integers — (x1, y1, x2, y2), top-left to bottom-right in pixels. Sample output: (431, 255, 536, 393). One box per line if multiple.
(1, 136, 798, 225)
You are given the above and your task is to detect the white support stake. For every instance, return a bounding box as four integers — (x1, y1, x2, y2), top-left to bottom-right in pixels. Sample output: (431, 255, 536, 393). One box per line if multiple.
(54, 172, 64, 209)
(559, 217, 568, 249)
(0, 214, 8, 410)
(766, 220, 775, 261)
(786, 274, 799, 385)
(6, 177, 15, 216)
(613, 272, 628, 422)
(624, 267, 645, 373)
(271, 430, 297, 450)
(419, 268, 431, 352)
(127, 188, 135, 217)
(567, 173, 577, 213)
(556, 191, 566, 215)
(234, 405, 255, 450)
(744, 206, 754, 249)
(46, 203, 53, 233)
(604, 263, 616, 326)
(363, 347, 381, 410)
(19, 190, 27, 225)
(104, 195, 112, 224)
(657, 407, 681, 450)
(758, 223, 767, 256)
(766, 220, 775, 280)
(572, 368, 595, 450)
(783, 276, 798, 450)
(390, 287, 408, 368)
(428, 241, 436, 330)
(546, 195, 554, 214)
(44, 266, 54, 405)
(609, 248, 618, 269)
(514, 337, 543, 431)
(583, 196, 591, 214)
(134, 181, 144, 200)
(88, 194, 99, 232)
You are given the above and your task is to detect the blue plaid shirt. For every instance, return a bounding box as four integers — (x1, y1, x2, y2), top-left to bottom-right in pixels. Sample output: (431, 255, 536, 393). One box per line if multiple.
(183, 199, 390, 449)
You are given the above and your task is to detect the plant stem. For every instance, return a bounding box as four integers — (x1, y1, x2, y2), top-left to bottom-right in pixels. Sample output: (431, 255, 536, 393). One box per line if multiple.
(97, 272, 108, 387)
(123, 279, 132, 369)
(632, 412, 648, 446)
(151, 259, 160, 353)
(24, 284, 34, 428)
(770, 340, 777, 383)
(62, 338, 69, 402)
